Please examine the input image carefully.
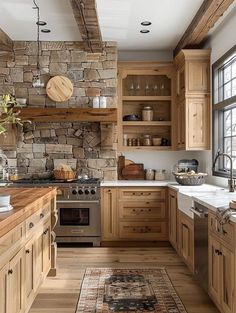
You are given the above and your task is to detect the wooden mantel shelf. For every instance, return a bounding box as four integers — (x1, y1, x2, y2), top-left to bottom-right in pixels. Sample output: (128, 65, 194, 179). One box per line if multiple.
(19, 107, 117, 123)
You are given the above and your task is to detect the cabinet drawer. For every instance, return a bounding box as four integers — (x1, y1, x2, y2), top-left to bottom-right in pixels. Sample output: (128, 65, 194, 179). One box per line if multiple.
(0, 223, 25, 256)
(119, 222, 168, 240)
(26, 207, 50, 237)
(119, 201, 166, 219)
(209, 213, 234, 247)
(119, 188, 166, 201)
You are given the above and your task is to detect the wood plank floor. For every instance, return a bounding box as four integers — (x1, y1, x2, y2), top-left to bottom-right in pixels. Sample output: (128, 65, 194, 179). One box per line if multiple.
(29, 247, 219, 313)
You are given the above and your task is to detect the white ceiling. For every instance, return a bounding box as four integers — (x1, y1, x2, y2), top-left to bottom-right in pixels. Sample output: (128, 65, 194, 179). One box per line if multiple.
(96, 0, 204, 50)
(0, 0, 81, 41)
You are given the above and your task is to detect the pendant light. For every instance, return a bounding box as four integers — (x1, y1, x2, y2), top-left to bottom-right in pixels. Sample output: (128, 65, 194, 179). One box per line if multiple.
(32, 0, 50, 88)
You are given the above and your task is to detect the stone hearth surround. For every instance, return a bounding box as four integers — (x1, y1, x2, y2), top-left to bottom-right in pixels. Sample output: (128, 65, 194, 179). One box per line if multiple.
(0, 41, 118, 180)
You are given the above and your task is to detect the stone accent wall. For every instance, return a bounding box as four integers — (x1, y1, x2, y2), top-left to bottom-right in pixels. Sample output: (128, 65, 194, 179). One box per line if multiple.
(0, 41, 118, 180)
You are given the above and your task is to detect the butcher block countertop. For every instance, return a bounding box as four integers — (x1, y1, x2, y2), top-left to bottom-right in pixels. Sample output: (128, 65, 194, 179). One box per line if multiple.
(0, 187, 57, 238)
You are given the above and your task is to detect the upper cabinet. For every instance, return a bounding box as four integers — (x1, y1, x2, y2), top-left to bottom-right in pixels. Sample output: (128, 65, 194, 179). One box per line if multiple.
(118, 62, 175, 151)
(174, 50, 211, 151)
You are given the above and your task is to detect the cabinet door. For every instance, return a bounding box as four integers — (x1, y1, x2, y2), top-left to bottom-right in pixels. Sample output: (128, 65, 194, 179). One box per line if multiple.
(24, 239, 34, 307)
(209, 236, 221, 306)
(186, 96, 211, 150)
(101, 188, 118, 240)
(168, 190, 178, 250)
(33, 234, 43, 291)
(8, 249, 24, 313)
(178, 213, 194, 272)
(176, 99, 185, 149)
(187, 61, 210, 93)
(221, 245, 234, 313)
(0, 264, 8, 313)
(42, 220, 51, 277)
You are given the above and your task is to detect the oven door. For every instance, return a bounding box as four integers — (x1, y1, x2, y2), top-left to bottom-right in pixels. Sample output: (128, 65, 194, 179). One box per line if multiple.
(55, 200, 100, 237)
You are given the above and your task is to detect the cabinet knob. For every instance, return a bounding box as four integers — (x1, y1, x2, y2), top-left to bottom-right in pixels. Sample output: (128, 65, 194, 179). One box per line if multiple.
(40, 213, 45, 219)
(29, 222, 34, 229)
(8, 269, 13, 275)
(26, 249, 30, 254)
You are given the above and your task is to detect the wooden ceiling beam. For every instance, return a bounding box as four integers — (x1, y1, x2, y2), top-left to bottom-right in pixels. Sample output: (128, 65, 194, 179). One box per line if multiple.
(70, 0, 103, 53)
(174, 0, 234, 56)
(0, 28, 13, 54)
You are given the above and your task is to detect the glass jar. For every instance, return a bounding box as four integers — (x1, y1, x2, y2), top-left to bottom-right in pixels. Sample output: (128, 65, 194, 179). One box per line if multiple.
(155, 169, 166, 181)
(145, 169, 155, 180)
(142, 106, 153, 121)
(143, 134, 152, 146)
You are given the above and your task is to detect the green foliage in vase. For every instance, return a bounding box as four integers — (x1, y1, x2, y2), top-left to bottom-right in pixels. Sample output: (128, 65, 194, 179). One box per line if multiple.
(0, 94, 29, 134)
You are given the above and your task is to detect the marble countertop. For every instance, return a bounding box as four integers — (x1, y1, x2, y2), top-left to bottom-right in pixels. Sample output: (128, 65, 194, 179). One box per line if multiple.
(101, 180, 175, 187)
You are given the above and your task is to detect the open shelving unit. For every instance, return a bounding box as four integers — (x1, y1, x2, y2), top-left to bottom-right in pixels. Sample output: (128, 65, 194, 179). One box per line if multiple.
(117, 62, 175, 151)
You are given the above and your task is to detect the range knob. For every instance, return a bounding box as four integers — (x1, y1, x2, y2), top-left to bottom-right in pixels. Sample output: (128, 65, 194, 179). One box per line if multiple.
(84, 189, 90, 195)
(72, 189, 77, 195)
(78, 189, 84, 195)
(91, 189, 96, 195)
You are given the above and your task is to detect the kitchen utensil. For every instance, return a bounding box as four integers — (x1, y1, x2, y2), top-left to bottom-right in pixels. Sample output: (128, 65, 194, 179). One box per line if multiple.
(117, 155, 125, 180)
(145, 169, 155, 180)
(122, 163, 145, 180)
(46, 75, 73, 102)
(173, 172, 207, 186)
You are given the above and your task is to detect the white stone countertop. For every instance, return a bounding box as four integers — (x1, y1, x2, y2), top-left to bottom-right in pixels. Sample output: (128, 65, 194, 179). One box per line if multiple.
(101, 180, 236, 222)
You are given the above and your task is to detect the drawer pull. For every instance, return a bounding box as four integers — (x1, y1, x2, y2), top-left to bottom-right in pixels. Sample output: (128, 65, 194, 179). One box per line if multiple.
(26, 249, 30, 254)
(132, 209, 136, 212)
(40, 213, 45, 219)
(8, 269, 13, 275)
(140, 209, 144, 212)
(44, 228, 49, 235)
(148, 209, 151, 212)
(29, 222, 34, 229)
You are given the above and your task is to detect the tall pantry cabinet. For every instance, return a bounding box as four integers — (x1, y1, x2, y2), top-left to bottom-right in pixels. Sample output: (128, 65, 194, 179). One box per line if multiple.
(174, 50, 211, 150)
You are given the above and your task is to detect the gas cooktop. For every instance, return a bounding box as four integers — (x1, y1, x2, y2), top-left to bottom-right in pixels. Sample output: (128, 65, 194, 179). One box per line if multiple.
(13, 178, 100, 185)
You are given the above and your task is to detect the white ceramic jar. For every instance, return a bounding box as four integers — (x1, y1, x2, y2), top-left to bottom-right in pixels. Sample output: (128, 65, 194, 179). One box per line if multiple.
(92, 97, 100, 108)
(99, 96, 107, 108)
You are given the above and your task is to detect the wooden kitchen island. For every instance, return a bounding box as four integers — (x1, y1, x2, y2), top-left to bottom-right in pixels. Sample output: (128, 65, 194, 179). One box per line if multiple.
(0, 187, 57, 313)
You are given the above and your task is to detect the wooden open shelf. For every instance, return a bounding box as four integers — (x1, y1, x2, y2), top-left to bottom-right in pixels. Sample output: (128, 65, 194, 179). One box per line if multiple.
(122, 96, 171, 101)
(19, 107, 117, 122)
(122, 121, 172, 126)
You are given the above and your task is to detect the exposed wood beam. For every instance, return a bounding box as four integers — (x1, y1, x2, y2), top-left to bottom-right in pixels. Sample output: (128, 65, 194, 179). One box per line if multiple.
(70, 0, 103, 53)
(174, 0, 234, 56)
(0, 28, 13, 54)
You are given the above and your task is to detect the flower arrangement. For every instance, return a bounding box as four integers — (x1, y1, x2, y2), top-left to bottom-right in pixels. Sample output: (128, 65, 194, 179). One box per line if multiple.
(0, 94, 28, 134)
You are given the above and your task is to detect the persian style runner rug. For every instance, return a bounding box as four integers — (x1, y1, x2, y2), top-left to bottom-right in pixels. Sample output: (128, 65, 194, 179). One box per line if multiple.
(76, 268, 187, 313)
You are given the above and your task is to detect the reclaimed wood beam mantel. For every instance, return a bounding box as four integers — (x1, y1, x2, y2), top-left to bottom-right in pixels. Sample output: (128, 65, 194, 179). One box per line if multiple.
(174, 0, 234, 56)
(0, 28, 13, 54)
(70, 0, 103, 53)
(19, 107, 117, 122)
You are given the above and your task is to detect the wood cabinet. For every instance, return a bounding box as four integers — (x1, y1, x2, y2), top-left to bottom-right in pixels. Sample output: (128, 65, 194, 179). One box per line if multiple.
(118, 62, 174, 151)
(24, 239, 34, 308)
(0, 124, 17, 150)
(168, 189, 178, 250)
(101, 187, 168, 242)
(101, 188, 118, 241)
(178, 211, 194, 272)
(174, 49, 211, 150)
(0, 264, 8, 313)
(208, 212, 235, 313)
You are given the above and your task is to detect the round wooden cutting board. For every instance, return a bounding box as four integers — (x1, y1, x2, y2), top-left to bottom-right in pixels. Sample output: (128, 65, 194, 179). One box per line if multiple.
(46, 76, 73, 102)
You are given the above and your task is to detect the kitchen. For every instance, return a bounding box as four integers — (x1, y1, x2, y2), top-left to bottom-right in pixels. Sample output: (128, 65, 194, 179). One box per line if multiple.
(0, 0, 236, 313)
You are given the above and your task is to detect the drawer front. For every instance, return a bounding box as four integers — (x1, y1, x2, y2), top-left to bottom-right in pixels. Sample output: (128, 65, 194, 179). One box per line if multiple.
(119, 188, 166, 201)
(119, 201, 166, 219)
(0, 223, 25, 256)
(26, 207, 50, 237)
(119, 222, 168, 240)
(209, 213, 234, 247)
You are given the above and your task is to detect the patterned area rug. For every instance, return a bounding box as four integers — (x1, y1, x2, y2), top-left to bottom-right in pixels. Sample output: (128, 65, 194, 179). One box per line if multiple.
(76, 268, 187, 313)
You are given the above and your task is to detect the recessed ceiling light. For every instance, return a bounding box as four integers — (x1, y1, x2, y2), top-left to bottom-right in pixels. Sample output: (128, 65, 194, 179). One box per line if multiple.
(141, 21, 152, 26)
(41, 29, 51, 33)
(36, 21, 47, 26)
(140, 29, 150, 34)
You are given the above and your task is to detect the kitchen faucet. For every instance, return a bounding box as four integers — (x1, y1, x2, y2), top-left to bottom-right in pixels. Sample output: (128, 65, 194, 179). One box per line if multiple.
(213, 150, 235, 192)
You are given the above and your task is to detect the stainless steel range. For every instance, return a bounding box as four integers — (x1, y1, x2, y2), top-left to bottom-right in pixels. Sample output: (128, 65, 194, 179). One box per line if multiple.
(13, 178, 101, 246)
(55, 178, 101, 246)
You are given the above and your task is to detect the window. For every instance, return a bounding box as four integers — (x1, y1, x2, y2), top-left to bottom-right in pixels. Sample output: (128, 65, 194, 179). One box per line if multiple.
(213, 45, 236, 177)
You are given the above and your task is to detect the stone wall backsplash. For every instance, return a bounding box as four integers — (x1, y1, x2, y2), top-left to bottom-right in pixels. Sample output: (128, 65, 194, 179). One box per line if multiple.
(0, 40, 118, 180)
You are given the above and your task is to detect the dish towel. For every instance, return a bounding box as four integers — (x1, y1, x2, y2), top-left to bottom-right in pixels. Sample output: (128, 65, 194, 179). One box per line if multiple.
(216, 205, 235, 225)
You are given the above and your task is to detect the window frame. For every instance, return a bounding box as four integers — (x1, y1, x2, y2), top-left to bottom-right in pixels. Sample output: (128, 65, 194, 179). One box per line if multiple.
(212, 45, 236, 178)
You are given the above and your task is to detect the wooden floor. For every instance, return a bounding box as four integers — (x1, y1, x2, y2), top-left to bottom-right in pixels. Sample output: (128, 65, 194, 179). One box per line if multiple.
(29, 246, 219, 313)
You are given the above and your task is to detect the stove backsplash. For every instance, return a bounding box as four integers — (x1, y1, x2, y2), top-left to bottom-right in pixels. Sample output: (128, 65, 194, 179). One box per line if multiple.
(4, 121, 117, 180)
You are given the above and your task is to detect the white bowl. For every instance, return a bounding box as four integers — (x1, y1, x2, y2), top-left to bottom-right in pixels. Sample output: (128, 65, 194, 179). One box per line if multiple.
(0, 195, 10, 206)
(16, 98, 27, 105)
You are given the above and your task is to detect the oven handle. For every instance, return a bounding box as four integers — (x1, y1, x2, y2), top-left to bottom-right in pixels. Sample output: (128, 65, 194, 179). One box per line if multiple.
(190, 207, 208, 218)
(57, 200, 100, 204)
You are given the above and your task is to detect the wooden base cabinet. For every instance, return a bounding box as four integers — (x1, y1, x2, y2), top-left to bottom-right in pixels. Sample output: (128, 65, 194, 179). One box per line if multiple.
(168, 189, 178, 250)
(178, 211, 194, 272)
(101, 187, 168, 242)
(209, 212, 235, 313)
